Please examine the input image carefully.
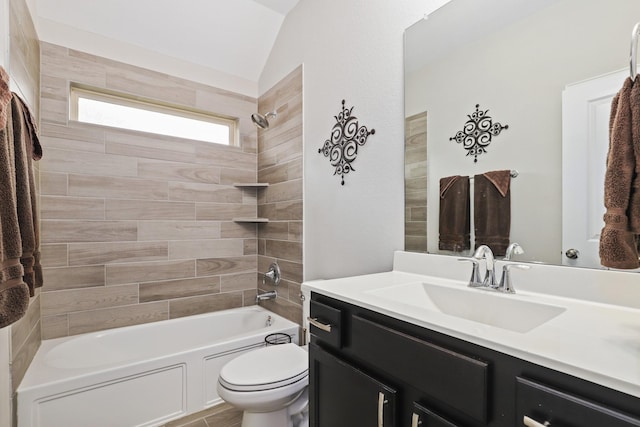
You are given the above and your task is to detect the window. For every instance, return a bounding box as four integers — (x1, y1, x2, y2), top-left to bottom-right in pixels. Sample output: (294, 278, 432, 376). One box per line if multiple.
(70, 86, 238, 146)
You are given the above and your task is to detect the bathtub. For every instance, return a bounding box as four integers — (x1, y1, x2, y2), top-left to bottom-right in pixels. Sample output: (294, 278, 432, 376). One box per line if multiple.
(17, 306, 299, 427)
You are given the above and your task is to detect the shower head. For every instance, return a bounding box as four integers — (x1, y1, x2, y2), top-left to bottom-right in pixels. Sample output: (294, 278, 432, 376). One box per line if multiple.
(251, 111, 277, 129)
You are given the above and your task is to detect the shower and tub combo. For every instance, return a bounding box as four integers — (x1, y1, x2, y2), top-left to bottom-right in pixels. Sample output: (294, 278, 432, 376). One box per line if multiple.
(16, 306, 301, 427)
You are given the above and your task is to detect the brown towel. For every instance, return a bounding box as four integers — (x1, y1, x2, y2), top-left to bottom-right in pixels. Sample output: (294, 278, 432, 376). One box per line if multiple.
(439, 175, 470, 252)
(11, 95, 43, 295)
(629, 78, 640, 235)
(599, 77, 639, 269)
(0, 69, 30, 328)
(474, 170, 511, 256)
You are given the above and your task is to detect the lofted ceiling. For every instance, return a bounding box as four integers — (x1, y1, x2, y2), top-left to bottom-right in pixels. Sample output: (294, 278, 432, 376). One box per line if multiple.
(35, 0, 300, 83)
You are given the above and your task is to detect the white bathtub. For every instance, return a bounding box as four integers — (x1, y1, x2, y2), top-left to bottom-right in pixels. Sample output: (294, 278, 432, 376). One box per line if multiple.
(17, 306, 299, 427)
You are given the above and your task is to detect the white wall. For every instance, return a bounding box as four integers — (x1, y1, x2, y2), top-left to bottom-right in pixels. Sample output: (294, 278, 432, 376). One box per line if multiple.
(260, 0, 451, 280)
(35, 19, 258, 98)
(0, 0, 8, 64)
(0, 325, 9, 427)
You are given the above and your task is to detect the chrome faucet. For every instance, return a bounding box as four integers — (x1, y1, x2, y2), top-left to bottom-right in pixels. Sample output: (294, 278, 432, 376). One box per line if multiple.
(503, 242, 524, 260)
(460, 245, 531, 293)
(473, 245, 497, 288)
(256, 290, 277, 303)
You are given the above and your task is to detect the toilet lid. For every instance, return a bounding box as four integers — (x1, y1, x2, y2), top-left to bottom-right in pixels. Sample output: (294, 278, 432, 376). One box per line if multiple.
(219, 343, 308, 392)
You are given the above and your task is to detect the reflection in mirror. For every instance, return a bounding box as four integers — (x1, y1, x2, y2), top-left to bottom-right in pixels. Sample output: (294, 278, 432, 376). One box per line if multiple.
(404, 0, 640, 268)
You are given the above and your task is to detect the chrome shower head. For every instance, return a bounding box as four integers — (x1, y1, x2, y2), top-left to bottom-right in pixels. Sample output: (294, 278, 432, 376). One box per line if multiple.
(251, 111, 277, 129)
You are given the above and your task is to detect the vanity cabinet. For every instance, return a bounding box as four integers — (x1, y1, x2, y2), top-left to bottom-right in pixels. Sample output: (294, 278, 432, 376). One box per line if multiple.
(308, 293, 640, 427)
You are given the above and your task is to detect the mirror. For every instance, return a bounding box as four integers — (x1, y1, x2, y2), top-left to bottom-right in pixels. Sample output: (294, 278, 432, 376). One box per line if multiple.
(404, 0, 640, 268)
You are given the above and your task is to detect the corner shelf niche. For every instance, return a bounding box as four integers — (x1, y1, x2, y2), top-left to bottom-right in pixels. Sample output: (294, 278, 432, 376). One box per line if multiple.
(233, 183, 269, 188)
(232, 217, 269, 223)
(233, 183, 270, 223)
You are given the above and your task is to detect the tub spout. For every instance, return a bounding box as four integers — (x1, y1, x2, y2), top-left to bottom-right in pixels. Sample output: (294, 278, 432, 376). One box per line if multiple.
(256, 290, 277, 304)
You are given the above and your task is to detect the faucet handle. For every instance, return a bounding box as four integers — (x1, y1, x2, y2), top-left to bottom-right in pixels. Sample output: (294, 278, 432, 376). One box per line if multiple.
(458, 258, 483, 288)
(499, 263, 531, 293)
(263, 262, 281, 286)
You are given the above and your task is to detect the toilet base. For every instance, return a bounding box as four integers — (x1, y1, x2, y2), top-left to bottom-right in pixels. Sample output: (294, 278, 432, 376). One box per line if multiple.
(242, 409, 287, 427)
(240, 389, 308, 427)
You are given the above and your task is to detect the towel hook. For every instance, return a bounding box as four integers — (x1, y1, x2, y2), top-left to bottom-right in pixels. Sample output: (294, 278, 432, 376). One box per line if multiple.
(630, 22, 640, 81)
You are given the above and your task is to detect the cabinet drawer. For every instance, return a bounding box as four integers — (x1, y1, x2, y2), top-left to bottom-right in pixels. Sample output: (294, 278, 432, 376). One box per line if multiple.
(309, 299, 343, 348)
(516, 377, 640, 427)
(412, 402, 461, 427)
(351, 315, 489, 423)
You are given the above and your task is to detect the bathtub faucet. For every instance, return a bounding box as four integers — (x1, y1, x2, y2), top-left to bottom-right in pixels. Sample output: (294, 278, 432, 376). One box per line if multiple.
(256, 290, 277, 304)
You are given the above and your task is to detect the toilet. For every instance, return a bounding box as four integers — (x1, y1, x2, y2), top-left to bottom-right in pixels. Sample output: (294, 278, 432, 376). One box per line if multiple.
(217, 343, 309, 427)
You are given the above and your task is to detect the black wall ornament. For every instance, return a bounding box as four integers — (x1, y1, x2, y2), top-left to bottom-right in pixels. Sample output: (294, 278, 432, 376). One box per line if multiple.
(449, 104, 508, 162)
(318, 99, 375, 185)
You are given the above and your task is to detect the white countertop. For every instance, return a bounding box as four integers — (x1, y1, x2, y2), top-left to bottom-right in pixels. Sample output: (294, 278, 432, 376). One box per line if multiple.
(302, 251, 640, 398)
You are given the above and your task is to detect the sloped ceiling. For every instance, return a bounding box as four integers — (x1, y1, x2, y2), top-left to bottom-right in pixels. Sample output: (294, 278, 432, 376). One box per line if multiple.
(35, 0, 299, 83)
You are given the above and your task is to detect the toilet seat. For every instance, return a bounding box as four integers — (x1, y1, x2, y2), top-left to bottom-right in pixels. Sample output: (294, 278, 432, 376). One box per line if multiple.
(218, 344, 308, 392)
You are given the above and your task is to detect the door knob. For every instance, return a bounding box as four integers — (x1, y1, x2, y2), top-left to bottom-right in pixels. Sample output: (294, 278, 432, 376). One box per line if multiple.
(565, 248, 579, 259)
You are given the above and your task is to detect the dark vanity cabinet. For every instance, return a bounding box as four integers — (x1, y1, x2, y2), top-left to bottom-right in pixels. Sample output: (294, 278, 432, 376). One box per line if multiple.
(308, 293, 640, 427)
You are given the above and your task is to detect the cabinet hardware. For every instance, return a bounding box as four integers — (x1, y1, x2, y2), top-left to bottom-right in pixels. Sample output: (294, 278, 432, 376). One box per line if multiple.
(378, 392, 388, 427)
(411, 412, 422, 427)
(308, 316, 332, 332)
(524, 415, 551, 427)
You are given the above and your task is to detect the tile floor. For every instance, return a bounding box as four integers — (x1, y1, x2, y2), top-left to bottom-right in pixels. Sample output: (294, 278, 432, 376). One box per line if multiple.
(161, 403, 242, 427)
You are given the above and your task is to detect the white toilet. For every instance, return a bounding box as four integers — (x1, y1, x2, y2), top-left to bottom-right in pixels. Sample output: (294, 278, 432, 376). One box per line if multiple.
(217, 343, 309, 427)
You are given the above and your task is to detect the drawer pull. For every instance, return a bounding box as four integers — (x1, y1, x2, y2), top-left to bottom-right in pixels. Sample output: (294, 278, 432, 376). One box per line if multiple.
(307, 316, 332, 332)
(524, 416, 551, 427)
(378, 392, 388, 427)
(411, 412, 422, 427)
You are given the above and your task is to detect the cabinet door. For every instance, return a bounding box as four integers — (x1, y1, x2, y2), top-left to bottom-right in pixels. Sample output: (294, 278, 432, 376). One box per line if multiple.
(309, 342, 397, 427)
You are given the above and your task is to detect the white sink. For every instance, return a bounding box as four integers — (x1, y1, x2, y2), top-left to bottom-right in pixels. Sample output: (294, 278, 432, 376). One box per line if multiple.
(367, 282, 566, 333)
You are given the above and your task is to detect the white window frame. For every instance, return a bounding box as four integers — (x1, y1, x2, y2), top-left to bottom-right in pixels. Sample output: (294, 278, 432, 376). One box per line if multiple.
(69, 85, 239, 146)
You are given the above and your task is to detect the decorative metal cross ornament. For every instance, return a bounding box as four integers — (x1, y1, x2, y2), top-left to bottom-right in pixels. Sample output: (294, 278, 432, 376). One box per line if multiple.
(449, 104, 508, 162)
(318, 99, 375, 185)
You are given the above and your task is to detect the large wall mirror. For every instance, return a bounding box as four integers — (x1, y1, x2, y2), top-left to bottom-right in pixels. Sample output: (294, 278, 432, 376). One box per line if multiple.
(404, 0, 640, 269)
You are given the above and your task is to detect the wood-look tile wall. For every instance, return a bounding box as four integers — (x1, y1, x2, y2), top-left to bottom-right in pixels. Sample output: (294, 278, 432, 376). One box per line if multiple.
(256, 66, 304, 325)
(6, 0, 41, 419)
(405, 112, 428, 252)
(39, 42, 262, 338)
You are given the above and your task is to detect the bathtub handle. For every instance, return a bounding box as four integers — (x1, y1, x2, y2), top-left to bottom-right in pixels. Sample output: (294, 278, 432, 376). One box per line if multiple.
(307, 317, 332, 332)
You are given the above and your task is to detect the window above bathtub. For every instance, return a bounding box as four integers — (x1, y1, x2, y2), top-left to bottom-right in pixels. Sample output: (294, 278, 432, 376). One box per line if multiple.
(70, 85, 239, 146)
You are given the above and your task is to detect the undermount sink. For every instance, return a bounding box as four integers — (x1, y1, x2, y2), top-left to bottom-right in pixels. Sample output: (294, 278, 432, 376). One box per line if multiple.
(367, 281, 566, 333)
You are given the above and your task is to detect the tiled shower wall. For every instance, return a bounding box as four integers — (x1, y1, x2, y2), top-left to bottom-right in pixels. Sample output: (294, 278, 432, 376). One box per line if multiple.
(405, 112, 427, 252)
(39, 42, 263, 338)
(6, 0, 41, 417)
(256, 66, 304, 326)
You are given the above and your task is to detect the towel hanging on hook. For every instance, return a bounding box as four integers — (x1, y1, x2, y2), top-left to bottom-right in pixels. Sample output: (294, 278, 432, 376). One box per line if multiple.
(630, 22, 640, 81)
